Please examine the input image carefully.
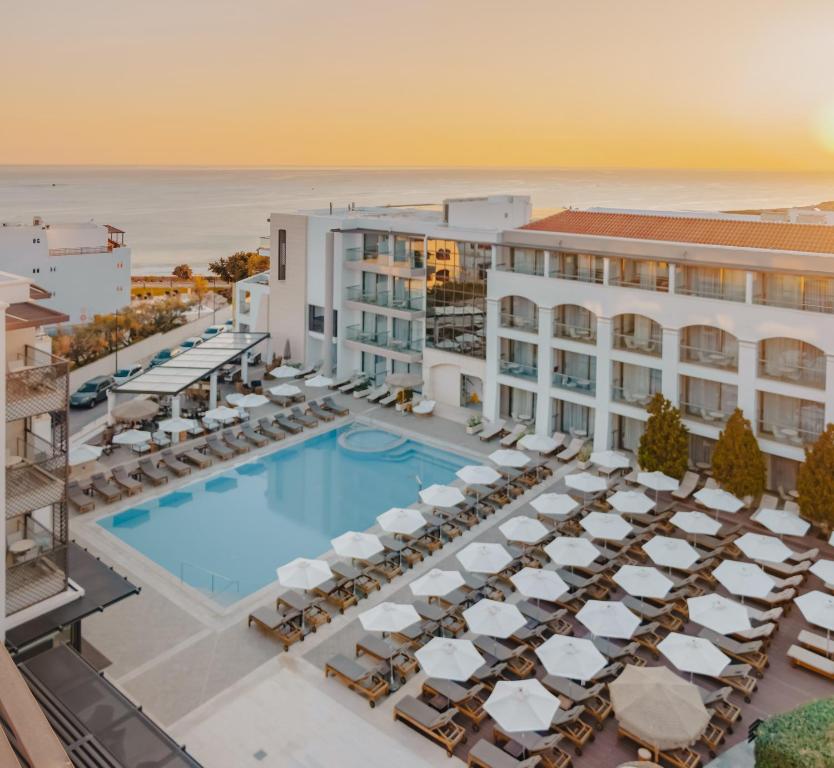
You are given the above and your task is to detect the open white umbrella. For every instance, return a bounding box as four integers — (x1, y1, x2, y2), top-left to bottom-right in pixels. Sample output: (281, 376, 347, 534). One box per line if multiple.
(456, 465, 502, 486)
(535, 636, 607, 681)
(112, 429, 152, 446)
(235, 393, 269, 409)
(305, 374, 334, 388)
(576, 600, 641, 639)
(225, 392, 244, 406)
(270, 365, 301, 378)
(203, 406, 239, 423)
(613, 565, 673, 599)
(277, 557, 332, 633)
(590, 450, 630, 470)
(670, 510, 721, 537)
(810, 559, 834, 585)
(753, 508, 810, 538)
(608, 490, 655, 515)
(269, 383, 301, 398)
(68, 444, 103, 466)
(659, 632, 731, 678)
(499, 516, 549, 544)
(643, 535, 699, 570)
(531, 493, 579, 518)
(795, 590, 834, 641)
(410, 569, 465, 598)
(484, 679, 560, 733)
(377, 507, 426, 536)
(638, 470, 680, 498)
(518, 434, 558, 454)
(488, 449, 531, 468)
(581, 512, 633, 541)
(386, 372, 422, 388)
(830, 532, 834, 547)
(331, 531, 383, 560)
(694, 487, 743, 515)
(414, 638, 484, 681)
(359, 602, 420, 634)
(545, 537, 600, 569)
(565, 472, 607, 496)
(735, 532, 792, 563)
(158, 417, 198, 433)
(687, 594, 751, 635)
(463, 598, 525, 640)
(420, 484, 466, 508)
(713, 560, 774, 600)
(457, 543, 513, 574)
(510, 567, 569, 603)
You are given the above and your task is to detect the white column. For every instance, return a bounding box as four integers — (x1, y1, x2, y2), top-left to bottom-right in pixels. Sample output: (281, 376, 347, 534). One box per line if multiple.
(482, 298, 500, 422)
(736, 340, 758, 422)
(171, 395, 181, 419)
(668, 263, 676, 294)
(825, 355, 834, 427)
(535, 307, 554, 434)
(209, 372, 218, 409)
(543, 250, 551, 278)
(745, 271, 754, 304)
(106, 389, 116, 424)
(0, 304, 6, 642)
(602, 257, 610, 285)
(592, 317, 612, 449)
(661, 328, 680, 405)
(323, 231, 335, 375)
(490, 244, 498, 271)
(242, 353, 249, 385)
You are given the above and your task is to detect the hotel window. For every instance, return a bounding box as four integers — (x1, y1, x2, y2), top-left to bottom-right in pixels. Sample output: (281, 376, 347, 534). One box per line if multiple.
(676, 266, 745, 302)
(753, 271, 834, 314)
(277, 229, 287, 281)
(550, 252, 604, 283)
(758, 392, 824, 446)
(609, 259, 669, 292)
(497, 247, 545, 276)
(307, 305, 337, 335)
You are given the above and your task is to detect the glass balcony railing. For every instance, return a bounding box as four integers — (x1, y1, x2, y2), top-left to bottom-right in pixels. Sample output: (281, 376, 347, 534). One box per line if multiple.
(758, 420, 823, 446)
(676, 285, 746, 303)
(753, 293, 834, 314)
(345, 326, 423, 355)
(345, 246, 388, 263)
(390, 293, 424, 312)
(553, 321, 596, 344)
(386, 336, 423, 355)
(391, 250, 425, 270)
(499, 359, 538, 381)
(552, 372, 596, 395)
(549, 268, 604, 284)
(680, 402, 733, 425)
(680, 345, 738, 370)
(612, 333, 662, 356)
(500, 312, 538, 333)
(758, 358, 825, 389)
(345, 285, 390, 308)
(496, 261, 545, 276)
(611, 386, 654, 407)
(609, 275, 669, 292)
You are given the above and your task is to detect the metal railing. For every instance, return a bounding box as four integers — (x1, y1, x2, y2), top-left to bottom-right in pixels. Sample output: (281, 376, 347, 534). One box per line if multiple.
(344, 246, 388, 263)
(499, 312, 538, 333)
(345, 285, 390, 307)
(552, 372, 596, 394)
(553, 321, 596, 343)
(753, 293, 834, 315)
(345, 325, 423, 355)
(679, 344, 738, 369)
(758, 358, 825, 389)
(680, 401, 732, 425)
(549, 269, 604, 284)
(6, 345, 69, 422)
(758, 420, 823, 446)
(676, 284, 746, 302)
(609, 276, 670, 292)
(48, 245, 112, 256)
(180, 561, 240, 597)
(5, 544, 68, 616)
(499, 359, 538, 381)
(612, 333, 662, 356)
(611, 386, 654, 406)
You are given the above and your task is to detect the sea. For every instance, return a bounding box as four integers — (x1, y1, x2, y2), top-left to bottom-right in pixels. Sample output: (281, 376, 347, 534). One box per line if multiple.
(1, 166, 833, 274)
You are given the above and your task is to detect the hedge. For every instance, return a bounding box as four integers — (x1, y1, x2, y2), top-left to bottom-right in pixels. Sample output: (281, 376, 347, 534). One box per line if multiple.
(755, 697, 834, 768)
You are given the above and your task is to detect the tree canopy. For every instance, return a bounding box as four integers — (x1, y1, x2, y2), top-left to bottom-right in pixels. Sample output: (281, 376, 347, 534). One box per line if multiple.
(208, 251, 269, 283)
(637, 393, 689, 479)
(798, 423, 834, 532)
(172, 264, 192, 279)
(711, 408, 766, 499)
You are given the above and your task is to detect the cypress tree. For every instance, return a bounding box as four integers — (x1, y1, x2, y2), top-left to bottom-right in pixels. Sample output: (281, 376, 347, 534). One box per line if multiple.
(798, 423, 834, 533)
(711, 408, 766, 499)
(638, 393, 689, 479)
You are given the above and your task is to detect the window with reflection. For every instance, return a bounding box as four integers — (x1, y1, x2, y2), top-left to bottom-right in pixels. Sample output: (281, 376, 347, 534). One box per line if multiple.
(551, 252, 604, 283)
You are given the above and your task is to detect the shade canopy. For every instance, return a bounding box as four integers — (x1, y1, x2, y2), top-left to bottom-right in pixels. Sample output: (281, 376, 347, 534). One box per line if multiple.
(608, 490, 655, 515)
(456, 465, 502, 486)
(111, 399, 159, 422)
(530, 493, 579, 518)
(735, 532, 793, 563)
(810, 559, 834, 585)
(457, 543, 513, 574)
(499, 516, 549, 544)
(488, 449, 531, 468)
(518, 434, 558, 453)
(419, 483, 466, 508)
(545, 537, 600, 568)
(484, 679, 560, 733)
(68, 444, 103, 466)
(385, 372, 423, 388)
(610, 665, 710, 751)
(713, 561, 775, 599)
(376, 507, 426, 535)
(510, 568, 569, 602)
(687, 594, 751, 635)
(658, 632, 731, 677)
(637, 471, 680, 493)
(581, 512, 633, 541)
(276, 557, 332, 590)
(330, 531, 383, 560)
(576, 600, 641, 639)
(270, 365, 301, 378)
(535, 636, 607, 681)
(203, 406, 239, 422)
(269, 383, 301, 397)
(414, 638, 484, 681)
(462, 599, 525, 639)
(643, 535, 699, 569)
(590, 450, 630, 470)
(305, 374, 333, 388)
(234, 393, 269, 409)
(753, 507, 810, 537)
(157, 417, 198, 433)
(112, 429, 151, 446)
(410, 569, 465, 598)
(359, 602, 420, 633)
(613, 565, 673, 599)
(565, 472, 607, 495)
(795, 590, 834, 633)
(694, 487, 743, 514)
(670, 511, 721, 536)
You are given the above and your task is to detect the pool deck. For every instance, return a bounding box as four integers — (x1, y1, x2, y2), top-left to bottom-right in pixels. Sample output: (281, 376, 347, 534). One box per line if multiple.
(70, 397, 834, 768)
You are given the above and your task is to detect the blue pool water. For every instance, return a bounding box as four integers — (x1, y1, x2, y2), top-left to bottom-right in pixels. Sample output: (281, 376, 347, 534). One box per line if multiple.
(98, 427, 469, 603)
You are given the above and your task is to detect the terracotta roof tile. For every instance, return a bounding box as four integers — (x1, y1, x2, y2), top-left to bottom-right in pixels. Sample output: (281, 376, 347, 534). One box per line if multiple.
(521, 210, 834, 255)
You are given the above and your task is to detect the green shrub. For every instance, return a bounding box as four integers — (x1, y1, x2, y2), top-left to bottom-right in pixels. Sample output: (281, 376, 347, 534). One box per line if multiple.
(755, 697, 834, 768)
(712, 409, 766, 499)
(637, 394, 689, 479)
(798, 424, 834, 534)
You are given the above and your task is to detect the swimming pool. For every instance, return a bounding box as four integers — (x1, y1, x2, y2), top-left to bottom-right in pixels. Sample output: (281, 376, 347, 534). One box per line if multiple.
(98, 426, 469, 604)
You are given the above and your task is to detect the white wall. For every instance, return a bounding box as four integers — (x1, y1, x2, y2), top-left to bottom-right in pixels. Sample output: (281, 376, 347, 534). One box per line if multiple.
(423, 347, 486, 409)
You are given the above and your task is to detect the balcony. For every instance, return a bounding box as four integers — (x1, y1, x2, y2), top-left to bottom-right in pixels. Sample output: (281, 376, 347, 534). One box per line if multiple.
(549, 267, 604, 284)
(6, 346, 69, 422)
(611, 385, 653, 407)
(553, 321, 596, 344)
(496, 261, 544, 277)
(552, 371, 596, 395)
(500, 312, 538, 333)
(499, 359, 538, 382)
(758, 357, 825, 389)
(5, 543, 68, 616)
(680, 344, 738, 370)
(676, 284, 746, 303)
(758, 420, 822, 447)
(345, 286, 424, 313)
(680, 402, 732, 426)
(7, 434, 67, 519)
(612, 333, 662, 356)
(344, 245, 388, 264)
(344, 325, 423, 358)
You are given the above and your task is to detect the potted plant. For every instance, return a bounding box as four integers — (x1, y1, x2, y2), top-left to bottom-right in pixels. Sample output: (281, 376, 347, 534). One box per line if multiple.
(576, 442, 592, 470)
(466, 415, 483, 435)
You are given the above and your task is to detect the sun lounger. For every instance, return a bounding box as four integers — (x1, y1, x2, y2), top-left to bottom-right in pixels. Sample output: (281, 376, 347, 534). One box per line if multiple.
(159, 450, 191, 477)
(221, 429, 250, 454)
(618, 727, 700, 768)
(711, 663, 758, 701)
(307, 401, 335, 421)
(788, 644, 834, 680)
(366, 386, 389, 403)
(517, 600, 572, 635)
(138, 458, 169, 486)
(412, 399, 436, 416)
(422, 679, 487, 730)
(591, 637, 645, 667)
(258, 418, 286, 440)
(755, 560, 810, 580)
(549, 704, 594, 753)
(295, 362, 318, 378)
(798, 629, 834, 658)
(331, 561, 381, 598)
(696, 685, 741, 732)
(393, 695, 466, 757)
(379, 391, 398, 406)
(556, 437, 585, 462)
(623, 596, 684, 631)
(236, 423, 267, 446)
(275, 415, 303, 434)
(111, 465, 142, 496)
(672, 471, 699, 500)
(205, 435, 235, 459)
(67, 481, 95, 512)
(542, 675, 612, 728)
(290, 406, 318, 427)
(276, 591, 331, 632)
(747, 587, 796, 611)
(355, 634, 418, 684)
(311, 577, 357, 614)
(699, 628, 768, 674)
(325, 654, 389, 706)
(248, 606, 303, 651)
(500, 424, 526, 447)
(788, 547, 818, 562)
(321, 396, 349, 415)
(90, 472, 122, 502)
(330, 373, 353, 389)
(733, 622, 776, 645)
(468, 738, 543, 768)
(339, 376, 368, 394)
(478, 419, 506, 442)
(178, 448, 212, 469)
(267, 393, 293, 407)
(473, 636, 535, 677)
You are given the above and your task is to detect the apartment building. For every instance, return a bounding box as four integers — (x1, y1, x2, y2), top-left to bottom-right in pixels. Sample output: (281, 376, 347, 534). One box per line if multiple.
(0, 217, 131, 323)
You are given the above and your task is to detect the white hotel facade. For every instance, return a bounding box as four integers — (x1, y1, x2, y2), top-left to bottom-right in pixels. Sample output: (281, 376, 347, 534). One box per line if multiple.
(237, 196, 834, 490)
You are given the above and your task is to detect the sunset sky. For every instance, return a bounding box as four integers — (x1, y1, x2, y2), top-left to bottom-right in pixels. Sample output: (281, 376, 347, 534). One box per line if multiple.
(3, 0, 834, 169)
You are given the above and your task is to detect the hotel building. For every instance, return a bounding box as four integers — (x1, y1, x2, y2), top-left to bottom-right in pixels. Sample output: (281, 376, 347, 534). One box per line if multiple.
(242, 198, 834, 490)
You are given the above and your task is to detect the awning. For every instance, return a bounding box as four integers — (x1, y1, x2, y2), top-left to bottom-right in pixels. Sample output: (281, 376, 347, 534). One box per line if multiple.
(6, 302, 69, 330)
(5, 544, 139, 656)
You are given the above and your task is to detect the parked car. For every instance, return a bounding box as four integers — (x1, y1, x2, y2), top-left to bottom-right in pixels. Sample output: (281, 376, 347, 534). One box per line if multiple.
(112, 363, 143, 386)
(70, 376, 113, 408)
(149, 348, 174, 367)
(201, 324, 227, 341)
(178, 337, 203, 351)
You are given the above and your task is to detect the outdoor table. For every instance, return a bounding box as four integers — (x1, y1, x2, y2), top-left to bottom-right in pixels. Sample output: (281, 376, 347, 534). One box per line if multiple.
(276, 590, 330, 631)
(8, 539, 36, 562)
(493, 725, 559, 759)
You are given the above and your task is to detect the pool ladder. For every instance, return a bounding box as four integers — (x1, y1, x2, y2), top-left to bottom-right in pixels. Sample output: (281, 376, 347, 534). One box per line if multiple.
(180, 561, 240, 597)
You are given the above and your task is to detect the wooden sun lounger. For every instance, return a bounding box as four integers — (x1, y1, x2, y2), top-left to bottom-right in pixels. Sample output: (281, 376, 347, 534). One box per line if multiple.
(591, 637, 645, 667)
(422, 679, 488, 730)
(267, 393, 293, 407)
(517, 601, 572, 635)
(159, 450, 191, 477)
(500, 424, 526, 447)
(90, 472, 122, 502)
(671, 471, 699, 500)
(798, 629, 834, 658)
(325, 654, 389, 707)
(556, 437, 584, 462)
(393, 694, 466, 757)
(258, 418, 286, 440)
(206, 435, 235, 459)
(138, 458, 169, 486)
(248, 606, 303, 651)
(379, 391, 398, 406)
(788, 643, 834, 680)
(746, 587, 796, 611)
(275, 416, 303, 434)
(623, 596, 684, 631)
(355, 634, 418, 685)
(339, 377, 368, 394)
(290, 406, 317, 428)
(478, 419, 506, 441)
(322, 396, 349, 415)
(222, 429, 250, 454)
(711, 663, 758, 702)
(550, 704, 594, 754)
(240, 423, 269, 446)
(699, 628, 768, 674)
(111, 465, 143, 496)
(67, 481, 95, 512)
(468, 738, 543, 768)
(307, 401, 335, 422)
(366, 386, 389, 403)
(329, 373, 353, 389)
(178, 447, 212, 469)
(732, 622, 777, 646)
(331, 561, 381, 598)
(473, 636, 534, 677)
(542, 675, 612, 728)
(617, 727, 701, 768)
(311, 577, 358, 614)
(697, 685, 742, 733)
(755, 560, 810, 579)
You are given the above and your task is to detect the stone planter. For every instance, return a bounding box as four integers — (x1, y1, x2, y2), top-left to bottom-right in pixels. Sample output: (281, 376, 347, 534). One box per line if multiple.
(466, 423, 483, 435)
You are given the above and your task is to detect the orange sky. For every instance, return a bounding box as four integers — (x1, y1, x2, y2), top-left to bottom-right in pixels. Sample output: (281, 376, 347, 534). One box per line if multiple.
(3, 0, 834, 170)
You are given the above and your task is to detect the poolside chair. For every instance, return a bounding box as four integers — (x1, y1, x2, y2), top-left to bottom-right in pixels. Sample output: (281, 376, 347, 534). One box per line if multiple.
(339, 375, 368, 394)
(267, 392, 293, 408)
(240, 423, 269, 447)
(473, 636, 535, 677)
(733, 622, 777, 645)
(329, 373, 354, 390)
(697, 685, 742, 733)
(248, 606, 303, 652)
(178, 447, 212, 469)
(478, 419, 506, 442)
(365, 385, 389, 403)
(379, 391, 398, 407)
(500, 423, 526, 447)
(393, 695, 466, 757)
(544, 431, 567, 455)
(467, 738, 544, 768)
(672, 471, 700, 500)
(138, 458, 169, 486)
(111, 465, 143, 496)
(331, 560, 381, 598)
(421, 679, 488, 731)
(549, 704, 595, 753)
(258, 418, 286, 441)
(290, 406, 317, 428)
(710, 663, 758, 702)
(158, 449, 192, 477)
(275, 415, 303, 434)
(617, 727, 701, 768)
(222, 429, 250, 454)
(321, 396, 349, 416)
(412, 399, 436, 416)
(205, 435, 235, 459)
(307, 401, 335, 422)
(90, 472, 123, 503)
(798, 629, 834, 658)
(325, 654, 389, 707)
(542, 675, 612, 728)
(699, 628, 768, 674)
(355, 634, 419, 684)
(67, 481, 95, 513)
(557, 437, 586, 463)
(788, 644, 834, 680)
(311, 576, 357, 614)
